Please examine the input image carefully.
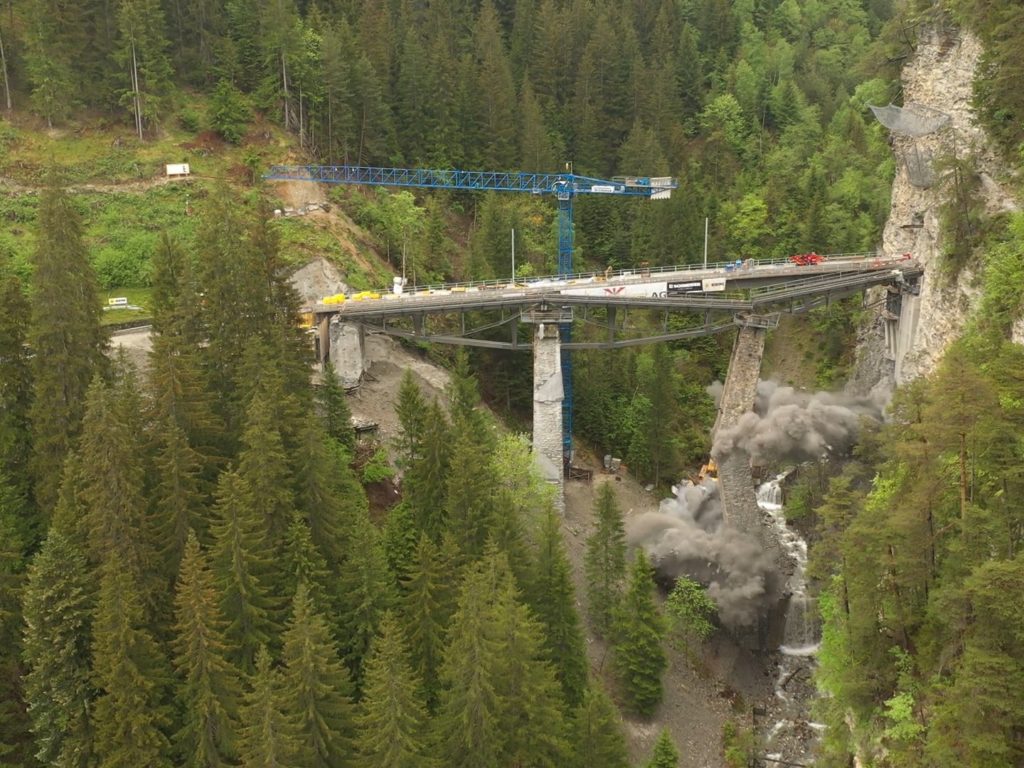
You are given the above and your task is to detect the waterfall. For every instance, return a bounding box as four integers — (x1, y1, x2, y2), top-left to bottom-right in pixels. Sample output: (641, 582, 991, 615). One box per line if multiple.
(757, 476, 823, 761)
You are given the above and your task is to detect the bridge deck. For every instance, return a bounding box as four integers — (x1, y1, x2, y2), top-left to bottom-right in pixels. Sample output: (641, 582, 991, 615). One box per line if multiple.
(308, 253, 921, 320)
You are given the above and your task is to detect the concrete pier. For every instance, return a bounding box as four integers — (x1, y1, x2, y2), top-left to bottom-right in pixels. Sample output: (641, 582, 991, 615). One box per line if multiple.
(329, 318, 367, 388)
(532, 321, 565, 510)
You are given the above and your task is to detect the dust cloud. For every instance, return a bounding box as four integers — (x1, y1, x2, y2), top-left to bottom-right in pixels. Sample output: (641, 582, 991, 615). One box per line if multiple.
(627, 479, 775, 628)
(710, 380, 886, 464)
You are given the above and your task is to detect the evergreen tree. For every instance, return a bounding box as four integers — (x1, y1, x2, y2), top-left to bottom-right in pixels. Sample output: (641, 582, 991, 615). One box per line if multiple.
(584, 482, 627, 637)
(613, 550, 667, 717)
(528, 506, 587, 706)
(394, 369, 427, 470)
(355, 612, 435, 767)
(436, 558, 502, 768)
(283, 514, 332, 615)
(404, 400, 450, 541)
(79, 369, 156, 599)
(445, 427, 495, 563)
(22, 0, 83, 124)
(568, 684, 630, 768)
(281, 583, 356, 768)
(91, 561, 172, 768)
(209, 469, 278, 673)
(399, 533, 453, 709)
(489, 567, 569, 767)
(645, 730, 680, 767)
(0, 255, 31, 501)
(0, 478, 30, 766)
(237, 646, 300, 768)
(115, 0, 175, 138)
(22, 530, 96, 768)
(237, 391, 296, 551)
(151, 416, 206, 577)
(317, 363, 355, 452)
(172, 531, 240, 768)
(27, 177, 106, 515)
(335, 513, 396, 685)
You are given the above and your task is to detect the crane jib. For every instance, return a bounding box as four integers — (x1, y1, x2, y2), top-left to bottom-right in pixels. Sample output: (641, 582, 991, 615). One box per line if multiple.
(264, 165, 676, 199)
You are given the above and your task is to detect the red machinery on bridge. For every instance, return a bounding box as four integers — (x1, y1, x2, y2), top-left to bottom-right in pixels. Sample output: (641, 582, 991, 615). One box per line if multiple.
(789, 252, 825, 266)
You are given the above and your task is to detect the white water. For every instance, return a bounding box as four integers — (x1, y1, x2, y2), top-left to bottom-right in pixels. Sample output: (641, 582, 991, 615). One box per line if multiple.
(757, 476, 822, 762)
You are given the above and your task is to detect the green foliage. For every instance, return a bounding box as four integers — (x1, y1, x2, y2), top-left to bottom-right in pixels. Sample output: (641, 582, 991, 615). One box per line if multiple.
(209, 79, 251, 143)
(665, 577, 717, 642)
(613, 550, 667, 717)
(362, 446, 394, 484)
(568, 684, 630, 768)
(584, 482, 627, 637)
(237, 646, 301, 767)
(722, 721, 755, 768)
(645, 730, 680, 768)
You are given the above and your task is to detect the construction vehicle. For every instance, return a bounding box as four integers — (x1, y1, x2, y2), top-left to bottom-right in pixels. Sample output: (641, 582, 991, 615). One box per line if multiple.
(790, 252, 825, 266)
(694, 458, 718, 484)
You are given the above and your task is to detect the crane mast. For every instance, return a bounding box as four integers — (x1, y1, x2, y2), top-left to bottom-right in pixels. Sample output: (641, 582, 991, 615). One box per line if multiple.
(265, 163, 677, 459)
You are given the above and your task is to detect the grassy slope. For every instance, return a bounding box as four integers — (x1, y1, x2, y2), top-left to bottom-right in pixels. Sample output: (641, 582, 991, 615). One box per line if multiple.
(0, 100, 393, 312)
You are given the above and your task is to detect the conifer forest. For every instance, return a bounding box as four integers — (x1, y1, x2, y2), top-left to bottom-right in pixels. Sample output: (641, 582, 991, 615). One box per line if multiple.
(1, 0, 1024, 766)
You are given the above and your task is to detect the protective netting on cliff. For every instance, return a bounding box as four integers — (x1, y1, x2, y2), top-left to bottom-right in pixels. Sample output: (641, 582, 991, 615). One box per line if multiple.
(869, 102, 951, 137)
(870, 102, 951, 188)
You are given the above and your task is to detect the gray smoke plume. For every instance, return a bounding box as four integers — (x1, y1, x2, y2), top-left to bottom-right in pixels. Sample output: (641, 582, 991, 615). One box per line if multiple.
(627, 479, 775, 628)
(710, 380, 886, 464)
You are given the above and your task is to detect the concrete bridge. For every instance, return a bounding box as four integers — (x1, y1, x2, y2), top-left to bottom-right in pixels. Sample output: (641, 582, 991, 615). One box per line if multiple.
(314, 252, 921, 503)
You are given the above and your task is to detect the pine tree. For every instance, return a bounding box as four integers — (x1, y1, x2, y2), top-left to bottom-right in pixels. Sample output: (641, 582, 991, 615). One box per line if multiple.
(355, 612, 435, 767)
(237, 391, 296, 551)
(528, 506, 588, 706)
(405, 400, 450, 541)
(568, 684, 631, 768)
(489, 567, 569, 767)
(436, 558, 502, 768)
(237, 646, 300, 768)
(27, 176, 106, 515)
(115, 0, 175, 138)
(281, 583, 357, 768)
(445, 427, 496, 563)
(335, 513, 396, 685)
(209, 469, 278, 673)
(172, 531, 240, 768)
(0, 255, 31, 500)
(79, 368, 156, 598)
(399, 533, 453, 708)
(394, 369, 427, 470)
(613, 550, 667, 717)
(645, 729, 679, 767)
(21, 530, 96, 768)
(317, 363, 355, 452)
(585, 482, 627, 636)
(91, 561, 173, 768)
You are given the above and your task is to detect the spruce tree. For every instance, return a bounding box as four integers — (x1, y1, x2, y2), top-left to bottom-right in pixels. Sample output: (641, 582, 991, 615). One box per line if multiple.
(281, 583, 357, 768)
(444, 428, 495, 563)
(22, 530, 96, 768)
(645, 729, 679, 767)
(172, 531, 240, 768)
(0, 479, 30, 765)
(209, 469, 278, 673)
(115, 0, 174, 138)
(91, 561, 173, 768)
(27, 176, 106, 515)
(568, 684, 631, 768)
(437, 558, 502, 768)
(237, 646, 300, 768)
(399, 533, 453, 709)
(489, 566, 569, 767)
(395, 369, 427, 470)
(317, 363, 355, 452)
(152, 417, 206, 577)
(237, 391, 296, 550)
(0, 255, 31, 500)
(335, 512, 396, 685)
(405, 400, 450, 541)
(528, 506, 588, 706)
(355, 612, 435, 767)
(585, 482, 628, 636)
(613, 550, 667, 717)
(283, 514, 332, 615)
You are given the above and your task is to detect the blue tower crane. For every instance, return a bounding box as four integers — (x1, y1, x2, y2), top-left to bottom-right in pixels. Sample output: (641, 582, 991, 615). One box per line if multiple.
(264, 164, 677, 459)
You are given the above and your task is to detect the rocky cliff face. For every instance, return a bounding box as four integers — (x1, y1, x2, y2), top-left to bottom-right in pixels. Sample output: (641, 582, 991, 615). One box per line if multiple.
(849, 25, 1019, 393)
